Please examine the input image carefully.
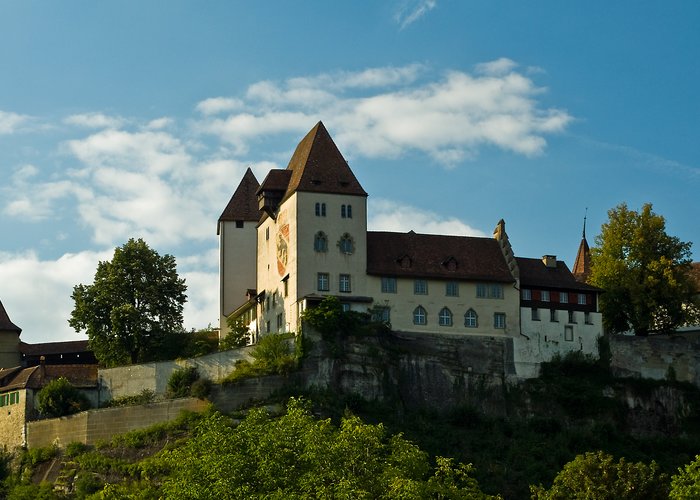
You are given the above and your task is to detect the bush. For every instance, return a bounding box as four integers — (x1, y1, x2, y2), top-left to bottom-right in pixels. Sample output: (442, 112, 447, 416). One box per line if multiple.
(166, 367, 199, 398)
(73, 471, 103, 496)
(36, 377, 91, 418)
(190, 378, 211, 399)
(221, 319, 250, 350)
(252, 334, 296, 374)
(64, 441, 89, 458)
(104, 389, 156, 408)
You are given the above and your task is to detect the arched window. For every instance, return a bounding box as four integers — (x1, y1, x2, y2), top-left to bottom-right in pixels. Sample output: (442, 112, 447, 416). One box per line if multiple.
(347, 205, 352, 218)
(439, 307, 453, 327)
(341, 205, 346, 218)
(464, 309, 478, 328)
(413, 306, 427, 325)
(315, 203, 320, 216)
(338, 233, 354, 255)
(314, 232, 328, 252)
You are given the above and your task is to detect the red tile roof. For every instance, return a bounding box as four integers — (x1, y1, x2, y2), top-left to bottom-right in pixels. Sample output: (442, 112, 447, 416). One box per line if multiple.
(218, 167, 261, 228)
(0, 364, 98, 392)
(257, 169, 292, 193)
(367, 231, 514, 282)
(517, 257, 600, 291)
(0, 300, 21, 334)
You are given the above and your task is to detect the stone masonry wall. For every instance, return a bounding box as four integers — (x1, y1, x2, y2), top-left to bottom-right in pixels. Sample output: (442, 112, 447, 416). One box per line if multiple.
(26, 398, 208, 449)
(98, 348, 254, 404)
(609, 332, 700, 386)
(0, 389, 28, 449)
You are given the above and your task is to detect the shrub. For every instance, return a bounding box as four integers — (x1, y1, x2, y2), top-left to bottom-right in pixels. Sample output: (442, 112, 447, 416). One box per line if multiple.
(73, 471, 103, 496)
(166, 367, 199, 398)
(36, 377, 91, 418)
(252, 334, 296, 374)
(64, 441, 89, 458)
(221, 319, 250, 350)
(190, 378, 212, 399)
(104, 389, 156, 408)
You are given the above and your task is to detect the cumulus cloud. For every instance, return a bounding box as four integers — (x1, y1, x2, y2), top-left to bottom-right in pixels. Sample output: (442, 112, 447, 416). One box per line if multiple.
(64, 112, 125, 129)
(395, 0, 437, 29)
(196, 97, 244, 115)
(0, 110, 30, 134)
(368, 198, 486, 237)
(197, 62, 572, 164)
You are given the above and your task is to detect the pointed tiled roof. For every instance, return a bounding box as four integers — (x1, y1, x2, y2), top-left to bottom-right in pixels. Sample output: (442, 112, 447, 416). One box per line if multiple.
(218, 167, 260, 229)
(283, 121, 367, 200)
(366, 231, 514, 282)
(573, 237, 591, 283)
(0, 300, 21, 334)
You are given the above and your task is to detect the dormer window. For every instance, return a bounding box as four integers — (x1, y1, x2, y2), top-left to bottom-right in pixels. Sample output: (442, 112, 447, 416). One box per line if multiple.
(398, 255, 412, 269)
(442, 257, 458, 272)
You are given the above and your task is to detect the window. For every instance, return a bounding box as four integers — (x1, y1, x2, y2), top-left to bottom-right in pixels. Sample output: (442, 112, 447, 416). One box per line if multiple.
(584, 312, 592, 324)
(283, 277, 288, 297)
(476, 284, 487, 298)
(317, 272, 330, 291)
(341, 303, 351, 312)
(339, 274, 351, 293)
(541, 290, 550, 302)
(568, 310, 576, 323)
(314, 232, 328, 252)
(272, 292, 276, 307)
(446, 281, 459, 297)
(265, 227, 269, 241)
(341, 205, 346, 218)
(413, 306, 427, 325)
(381, 277, 397, 293)
(522, 289, 531, 300)
(266, 321, 270, 333)
(478, 284, 503, 299)
(550, 309, 558, 322)
(490, 284, 504, 299)
(341, 204, 353, 218)
(315, 202, 326, 217)
(494, 313, 506, 329)
(236, 220, 244, 228)
(347, 205, 352, 218)
(578, 293, 587, 305)
(338, 233, 354, 254)
(414, 279, 428, 295)
(438, 307, 453, 326)
(531, 308, 540, 321)
(564, 325, 574, 341)
(374, 306, 390, 323)
(560, 292, 568, 304)
(277, 313, 283, 330)
(464, 309, 478, 328)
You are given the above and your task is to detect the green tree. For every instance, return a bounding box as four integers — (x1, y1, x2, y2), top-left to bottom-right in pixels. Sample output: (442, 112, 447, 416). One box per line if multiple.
(670, 454, 700, 499)
(36, 377, 91, 418)
(221, 318, 250, 349)
(69, 238, 187, 366)
(590, 203, 696, 335)
(160, 398, 498, 499)
(530, 451, 669, 500)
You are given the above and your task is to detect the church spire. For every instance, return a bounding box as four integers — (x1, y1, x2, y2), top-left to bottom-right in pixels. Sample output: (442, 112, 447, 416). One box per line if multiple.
(573, 209, 591, 283)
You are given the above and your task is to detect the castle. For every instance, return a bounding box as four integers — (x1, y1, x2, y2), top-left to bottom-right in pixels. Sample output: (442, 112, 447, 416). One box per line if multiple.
(218, 121, 603, 377)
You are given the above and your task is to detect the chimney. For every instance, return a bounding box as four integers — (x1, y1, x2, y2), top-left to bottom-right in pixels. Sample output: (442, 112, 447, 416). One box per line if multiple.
(542, 255, 557, 268)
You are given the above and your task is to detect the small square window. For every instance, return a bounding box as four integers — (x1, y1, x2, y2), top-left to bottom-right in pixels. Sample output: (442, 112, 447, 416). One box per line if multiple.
(578, 293, 587, 305)
(564, 325, 574, 341)
(414, 279, 428, 295)
(541, 290, 550, 302)
(476, 284, 487, 298)
(494, 313, 506, 329)
(550, 309, 558, 322)
(341, 303, 351, 312)
(560, 292, 568, 303)
(490, 284, 504, 299)
(381, 277, 397, 293)
(584, 312, 592, 324)
(446, 281, 459, 297)
(522, 289, 531, 300)
(568, 310, 576, 323)
(531, 308, 539, 321)
(235, 220, 244, 228)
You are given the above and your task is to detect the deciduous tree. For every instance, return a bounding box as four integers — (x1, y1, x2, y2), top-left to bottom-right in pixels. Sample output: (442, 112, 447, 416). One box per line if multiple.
(69, 238, 187, 366)
(590, 203, 696, 335)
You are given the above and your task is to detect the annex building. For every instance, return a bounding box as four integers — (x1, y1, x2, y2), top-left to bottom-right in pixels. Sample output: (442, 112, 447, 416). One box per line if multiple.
(218, 122, 602, 377)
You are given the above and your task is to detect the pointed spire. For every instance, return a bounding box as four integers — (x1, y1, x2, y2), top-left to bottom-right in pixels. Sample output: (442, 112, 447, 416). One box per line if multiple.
(573, 210, 591, 283)
(218, 167, 261, 231)
(0, 300, 21, 334)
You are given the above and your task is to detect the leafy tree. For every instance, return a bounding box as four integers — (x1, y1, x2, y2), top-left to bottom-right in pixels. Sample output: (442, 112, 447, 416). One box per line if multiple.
(160, 398, 498, 499)
(530, 451, 669, 499)
(590, 203, 696, 335)
(221, 318, 250, 349)
(69, 238, 187, 366)
(36, 377, 91, 418)
(670, 454, 700, 499)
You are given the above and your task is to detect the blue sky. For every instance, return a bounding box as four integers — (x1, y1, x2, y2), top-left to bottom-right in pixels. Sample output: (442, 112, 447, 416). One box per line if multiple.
(1, 1, 698, 343)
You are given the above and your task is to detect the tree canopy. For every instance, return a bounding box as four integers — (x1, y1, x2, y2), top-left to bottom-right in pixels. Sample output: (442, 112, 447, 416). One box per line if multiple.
(69, 238, 187, 366)
(590, 203, 696, 335)
(36, 377, 91, 418)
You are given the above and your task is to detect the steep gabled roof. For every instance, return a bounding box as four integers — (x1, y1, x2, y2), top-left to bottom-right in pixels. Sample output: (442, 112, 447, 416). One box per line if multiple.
(367, 231, 514, 282)
(0, 300, 21, 334)
(573, 237, 591, 283)
(283, 121, 367, 200)
(517, 257, 600, 292)
(218, 167, 260, 230)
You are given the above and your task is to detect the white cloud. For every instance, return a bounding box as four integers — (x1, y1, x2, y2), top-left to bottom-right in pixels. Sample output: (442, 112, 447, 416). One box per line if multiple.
(64, 113, 125, 129)
(197, 62, 572, 164)
(368, 198, 486, 237)
(196, 97, 244, 115)
(0, 110, 30, 134)
(395, 0, 437, 29)
(146, 117, 173, 130)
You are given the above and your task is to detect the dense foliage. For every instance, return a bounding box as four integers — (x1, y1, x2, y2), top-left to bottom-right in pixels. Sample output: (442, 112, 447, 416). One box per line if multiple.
(223, 333, 297, 383)
(159, 398, 499, 499)
(35, 377, 91, 418)
(590, 203, 697, 335)
(221, 319, 251, 349)
(530, 451, 669, 499)
(69, 238, 188, 366)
